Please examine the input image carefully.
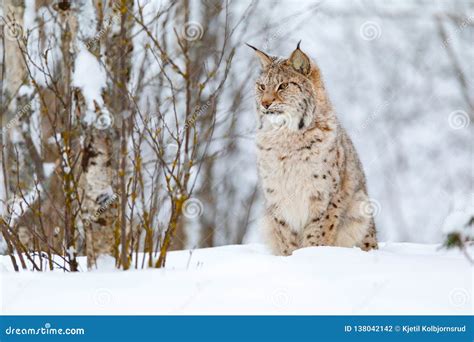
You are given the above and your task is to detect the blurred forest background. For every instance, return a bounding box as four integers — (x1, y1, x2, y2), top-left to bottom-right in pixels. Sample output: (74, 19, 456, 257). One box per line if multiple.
(0, 0, 472, 270)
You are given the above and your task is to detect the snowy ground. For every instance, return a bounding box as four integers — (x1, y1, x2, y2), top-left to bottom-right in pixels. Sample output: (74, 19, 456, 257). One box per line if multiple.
(0, 243, 472, 315)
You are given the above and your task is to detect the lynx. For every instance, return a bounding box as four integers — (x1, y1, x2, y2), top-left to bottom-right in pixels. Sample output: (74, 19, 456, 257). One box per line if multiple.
(249, 42, 378, 255)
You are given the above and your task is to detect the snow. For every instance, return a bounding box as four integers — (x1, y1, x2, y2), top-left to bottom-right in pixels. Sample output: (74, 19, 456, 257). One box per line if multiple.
(24, 4, 63, 88)
(0, 0, 471, 319)
(2, 185, 42, 226)
(0, 243, 471, 315)
(443, 207, 474, 234)
(76, 1, 98, 40)
(72, 45, 106, 112)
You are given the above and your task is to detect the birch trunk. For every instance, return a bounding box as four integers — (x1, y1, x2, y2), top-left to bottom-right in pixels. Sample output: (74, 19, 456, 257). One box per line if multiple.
(81, 0, 134, 268)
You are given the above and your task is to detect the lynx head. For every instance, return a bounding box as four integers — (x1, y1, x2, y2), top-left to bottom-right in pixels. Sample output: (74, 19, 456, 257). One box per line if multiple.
(248, 42, 319, 132)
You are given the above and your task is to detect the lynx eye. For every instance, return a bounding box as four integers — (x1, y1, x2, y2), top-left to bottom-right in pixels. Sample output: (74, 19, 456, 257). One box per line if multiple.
(257, 83, 265, 91)
(278, 82, 289, 91)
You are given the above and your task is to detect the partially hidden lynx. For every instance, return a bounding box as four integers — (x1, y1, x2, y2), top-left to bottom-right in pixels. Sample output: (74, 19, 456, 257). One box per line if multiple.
(249, 42, 378, 255)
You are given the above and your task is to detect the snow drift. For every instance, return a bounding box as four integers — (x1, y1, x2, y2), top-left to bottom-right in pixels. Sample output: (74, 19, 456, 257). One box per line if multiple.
(0, 243, 471, 315)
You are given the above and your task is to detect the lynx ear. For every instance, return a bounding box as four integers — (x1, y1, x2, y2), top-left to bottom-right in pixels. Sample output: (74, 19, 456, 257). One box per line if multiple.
(246, 43, 272, 69)
(287, 41, 311, 75)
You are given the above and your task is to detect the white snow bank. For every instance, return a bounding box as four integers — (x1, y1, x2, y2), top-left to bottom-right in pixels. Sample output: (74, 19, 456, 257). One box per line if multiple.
(0, 243, 472, 315)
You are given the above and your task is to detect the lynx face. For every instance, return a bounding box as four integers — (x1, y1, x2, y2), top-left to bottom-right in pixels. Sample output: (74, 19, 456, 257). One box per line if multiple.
(250, 44, 316, 131)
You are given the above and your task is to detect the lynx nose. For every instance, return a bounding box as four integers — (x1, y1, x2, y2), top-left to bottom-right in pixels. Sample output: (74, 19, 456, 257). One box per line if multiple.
(261, 98, 274, 109)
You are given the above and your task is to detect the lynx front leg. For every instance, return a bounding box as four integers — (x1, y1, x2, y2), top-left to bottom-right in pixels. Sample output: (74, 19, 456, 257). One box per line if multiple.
(301, 194, 343, 247)
(357, 220, 378, 251)
(334, 190, 378, 250)
(301, 220, 326, 247)
(301, 214, 339, 248)
(262, 213, 299, 256)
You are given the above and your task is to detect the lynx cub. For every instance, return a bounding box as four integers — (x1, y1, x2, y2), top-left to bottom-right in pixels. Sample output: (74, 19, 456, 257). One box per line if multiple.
(249, 42, 378, 255)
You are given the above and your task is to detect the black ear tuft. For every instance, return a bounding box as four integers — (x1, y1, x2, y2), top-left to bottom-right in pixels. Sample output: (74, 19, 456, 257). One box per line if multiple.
(245, 43, 258, 51)
(246, 43, 272, 68)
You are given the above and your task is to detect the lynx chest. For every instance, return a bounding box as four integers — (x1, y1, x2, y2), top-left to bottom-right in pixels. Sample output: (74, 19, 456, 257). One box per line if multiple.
(256, 131, 339, 231)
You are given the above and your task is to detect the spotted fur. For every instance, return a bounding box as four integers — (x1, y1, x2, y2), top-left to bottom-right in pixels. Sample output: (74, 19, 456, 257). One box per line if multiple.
(251, 43, 378, 255)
